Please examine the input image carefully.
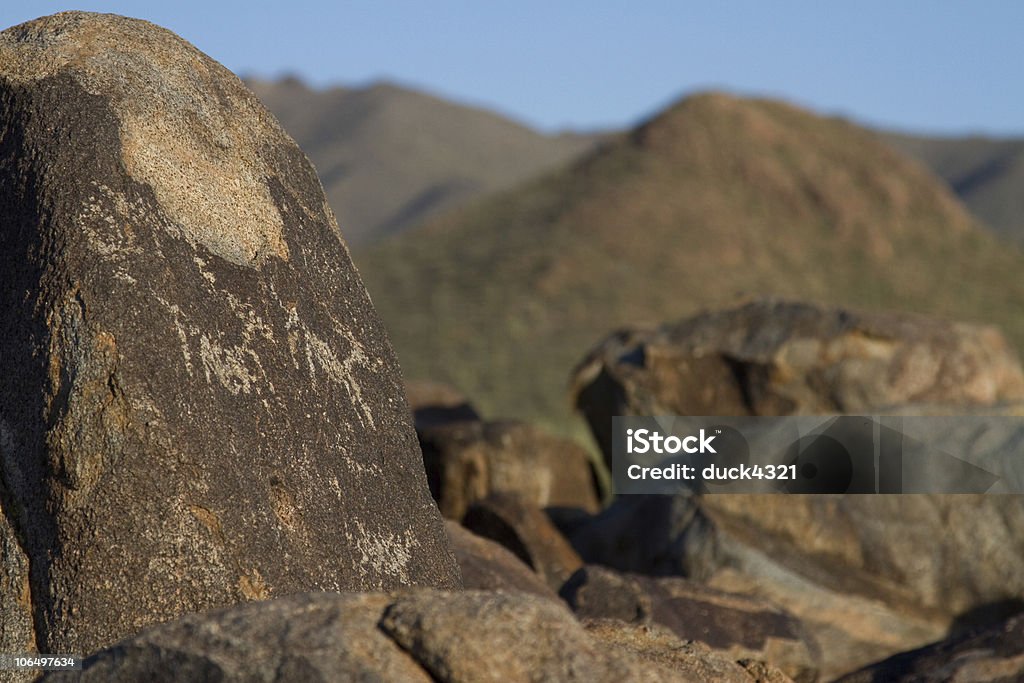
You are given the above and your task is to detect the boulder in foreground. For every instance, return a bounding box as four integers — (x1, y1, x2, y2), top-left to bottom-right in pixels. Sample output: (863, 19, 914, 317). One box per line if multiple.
(44, 591, 781, 682)
(0, 11, 458, 656)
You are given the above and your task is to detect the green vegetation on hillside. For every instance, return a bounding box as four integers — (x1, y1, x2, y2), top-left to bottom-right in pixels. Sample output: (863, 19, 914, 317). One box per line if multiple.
(356, 93, 1024, 436)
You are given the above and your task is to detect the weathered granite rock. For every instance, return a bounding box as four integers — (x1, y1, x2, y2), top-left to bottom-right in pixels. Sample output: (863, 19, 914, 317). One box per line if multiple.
(44, 593, 433, 683)
(421, 420, 599, 520)
(47, 590, 767, 682)
(379, 589, 732, 683)
(0, 505, 34, 683)
(572, 299, 1024, 468)
(835, 613, 1024, 683)
(405, 380, 480, 431)
(569, 301, 1024, 676)
(562, 565, 819, 682)
(581, 619, 788, 683)
(703, 492, 1024, 616)
(462, 493, 583, 592)
(0, 11, 458, 656)
(445, 521, 557, 600)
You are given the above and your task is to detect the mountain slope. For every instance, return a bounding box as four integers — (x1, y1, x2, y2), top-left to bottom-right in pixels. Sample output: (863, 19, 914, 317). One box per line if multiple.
(356, 93, 1024, 433)
(881, 132, 1024, 244)
(246, 76, 598, 245)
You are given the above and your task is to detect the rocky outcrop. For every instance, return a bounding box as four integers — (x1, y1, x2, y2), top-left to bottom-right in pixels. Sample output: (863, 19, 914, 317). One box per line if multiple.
(0, 11, 458, 656)
(44, 590, 784, 682)
(462, 493, 584, 592)
(570, 301, 1024, 676)
(421, 420, 600, 519)
(835, 613, 1024, 683)
(572, 299, 1024, 468)
(562, 565, 819, 682)
(445, 521, 557, 599)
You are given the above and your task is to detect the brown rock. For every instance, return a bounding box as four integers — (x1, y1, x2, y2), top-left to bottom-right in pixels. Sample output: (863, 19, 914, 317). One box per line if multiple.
(45, 593, 433, 683)
(444, 521, 558, 600)
(0, 11, 458, 656)
(835, 613, 1024, 683)
(569, 301, 1024, 676)
(572, 299, 1024, 468)
(582, 619, 784, 683)
(380, 589, 707, 683)
(48, 590, 774, 682)
(562, 565, 819, 682)
(462, 493, 583, 592)
(421, 420, 599, 520)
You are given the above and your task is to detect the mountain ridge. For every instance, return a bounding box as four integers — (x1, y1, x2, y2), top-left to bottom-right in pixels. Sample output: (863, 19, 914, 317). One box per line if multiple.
(245, 75, 601, 245)
(355, 92, 1024, 433)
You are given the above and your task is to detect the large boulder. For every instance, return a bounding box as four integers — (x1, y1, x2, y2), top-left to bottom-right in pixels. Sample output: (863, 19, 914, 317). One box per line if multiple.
(444, 521, 557, 600)
(570, 301, 1024, 675)
(45, 590, 777, 682)
(572, 299, 1024, 468)
(0, 11, 458, 656)
(420, 420, 600, 519)
(561, 565, 819, 682)
(462, 493, 584, 592)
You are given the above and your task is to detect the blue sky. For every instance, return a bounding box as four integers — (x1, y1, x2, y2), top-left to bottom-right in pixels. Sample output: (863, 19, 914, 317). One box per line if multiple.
(5, 2, 1023, 135)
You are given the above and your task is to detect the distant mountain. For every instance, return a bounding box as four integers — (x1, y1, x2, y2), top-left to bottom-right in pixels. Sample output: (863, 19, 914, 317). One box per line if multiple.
(880, 132, 1024, 244)
(246, 76, 599, 245)
(356, 93, 1024, 433)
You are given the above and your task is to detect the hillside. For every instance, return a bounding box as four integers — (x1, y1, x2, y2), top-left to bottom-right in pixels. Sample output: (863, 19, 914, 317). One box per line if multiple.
(246, 76, 598, 245)
(356, 93, 1024, 434)
(881, 132, 1024, 243)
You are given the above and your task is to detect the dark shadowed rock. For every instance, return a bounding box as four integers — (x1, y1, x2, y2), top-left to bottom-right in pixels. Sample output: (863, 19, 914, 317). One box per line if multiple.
(562, 565, 819, 682)
(567, 494, 720, 581)
(421, 420, 599, 520)
(0, 11, 458, 656)
(572, 299, 1024, 468)
(461, 493, 583, 592)
(581, 619, 787, 683)
(405, 379, 481, 431)
(444, 521, 557, 600)
(835, 613, 1024, 683)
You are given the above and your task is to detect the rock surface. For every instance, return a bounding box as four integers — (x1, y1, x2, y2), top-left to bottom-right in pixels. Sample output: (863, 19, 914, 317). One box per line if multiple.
(462, 493, 584, 592)
(835, 613, 1024, 683)
(567, 494, 720, 581)
(562, 565, 819, 682)
(0, 11, 458, 656)
(444, 521, 557, 599)
(44, 590, 782, 683)
(581, 619, 791, 683)
(570, 301, 1024, 675)
(572, 299, 1024, 468)
(421, 420, 599, 519)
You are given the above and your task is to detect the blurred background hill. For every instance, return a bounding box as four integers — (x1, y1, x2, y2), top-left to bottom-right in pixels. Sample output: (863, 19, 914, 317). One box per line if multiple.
(245, 76, 599, 245)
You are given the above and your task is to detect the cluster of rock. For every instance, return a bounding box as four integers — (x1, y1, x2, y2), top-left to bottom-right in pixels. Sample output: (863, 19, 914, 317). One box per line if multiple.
(566, 299, 1024, 679)
(2, 10, 1023, 683)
